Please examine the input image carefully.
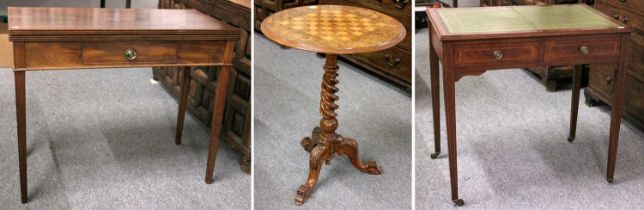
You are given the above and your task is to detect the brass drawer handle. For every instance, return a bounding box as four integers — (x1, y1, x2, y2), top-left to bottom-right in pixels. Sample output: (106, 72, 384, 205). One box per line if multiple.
(613, 14, 620, 20)
(394, 0, 409, 9)
(124, 48, 138, 61)
(493, 50, 503, 60)
(621, 16, 628, 23)
(606, 76, 613, 91)
(579, 45, 590, 55)
(384, 53, 401, 67)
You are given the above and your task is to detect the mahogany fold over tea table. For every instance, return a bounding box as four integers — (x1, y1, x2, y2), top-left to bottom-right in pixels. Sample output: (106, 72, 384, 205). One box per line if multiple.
(260, 5, 406, 205)
(426, 5, 631, 206)
(8, 7, 240, 203)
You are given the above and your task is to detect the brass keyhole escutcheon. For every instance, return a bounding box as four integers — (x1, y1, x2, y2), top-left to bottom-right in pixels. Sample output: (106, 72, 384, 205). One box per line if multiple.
(579, 45, 590, 55)
(124, 48, 137, 61)
(493, 50, 503, 60)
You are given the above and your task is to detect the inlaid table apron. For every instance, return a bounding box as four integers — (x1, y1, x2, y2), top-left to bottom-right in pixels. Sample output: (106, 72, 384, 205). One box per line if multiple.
(426, 5, 631, 206)
(261, 5, 406, 206)
(8, 7, 240, 203)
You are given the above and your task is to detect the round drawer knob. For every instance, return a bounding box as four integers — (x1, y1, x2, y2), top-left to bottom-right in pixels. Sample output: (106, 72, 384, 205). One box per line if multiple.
(579, 45, 590, 55)
(124, 48, 137, 61)
(493, 50, 503, 60)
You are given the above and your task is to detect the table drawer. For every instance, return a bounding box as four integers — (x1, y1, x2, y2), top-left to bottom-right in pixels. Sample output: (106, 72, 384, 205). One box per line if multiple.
(21, 41, 229, 70)
(453, 42, 539, 68)
(82, 43, 177, 65)
(544, 36, 621, 64)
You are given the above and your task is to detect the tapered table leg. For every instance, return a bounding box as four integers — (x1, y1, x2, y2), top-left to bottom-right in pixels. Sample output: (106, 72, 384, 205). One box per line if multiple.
(606, 36, 629, 183)
(443, 68, 464, 206)
(295, 54, 381, 205)
(429, 28, 441, 159)
(568, 65, 582, 142)
(15, 71, 27, 203)
(175, 67, 192, 145)
(205, 66, 231, 184)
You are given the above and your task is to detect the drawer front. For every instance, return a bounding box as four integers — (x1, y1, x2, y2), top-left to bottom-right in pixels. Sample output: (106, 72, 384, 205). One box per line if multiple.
(598, 0, 644, 15)
(453, 42, 539, 68)
(589, 64, 644, 118)
(588, 64, 616, 98)
(596, 1, 644, 48)
(22, 41, 229, 70)
(544, 36, 621, 64)
(349, 46, 411, 83)
(83, 43, 177, 65)
(623, 75, 644, 120)
(628, 42, 644, 80)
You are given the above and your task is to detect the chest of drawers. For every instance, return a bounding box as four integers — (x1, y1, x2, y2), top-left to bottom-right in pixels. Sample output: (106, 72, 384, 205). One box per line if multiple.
(585, 0, 644, 129)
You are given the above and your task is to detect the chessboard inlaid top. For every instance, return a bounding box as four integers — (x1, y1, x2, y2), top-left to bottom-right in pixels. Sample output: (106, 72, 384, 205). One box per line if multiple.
(261, 5, 406, 54)
(428, 4, 630, 40)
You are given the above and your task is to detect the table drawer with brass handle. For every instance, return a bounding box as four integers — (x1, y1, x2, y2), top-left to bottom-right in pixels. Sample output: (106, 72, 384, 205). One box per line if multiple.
(82, 43, 178, 65)
(19, 41, 230, 70)
(453, 41, 539, 68)
(544, 36, 621, 64)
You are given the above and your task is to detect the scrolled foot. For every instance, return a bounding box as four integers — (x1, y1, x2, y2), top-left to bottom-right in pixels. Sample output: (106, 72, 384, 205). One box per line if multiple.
(295, 184, 312, 206)
(301, 127, 322, 152)
(301, 137, 314, 152)
(362, 160, 383, 175)
(607, 177, 614, 183)
(336, 137, 383, 175)
(453, 198, 465, 206)
(567, 136, 575, 142)
(430, 152, 440, 159)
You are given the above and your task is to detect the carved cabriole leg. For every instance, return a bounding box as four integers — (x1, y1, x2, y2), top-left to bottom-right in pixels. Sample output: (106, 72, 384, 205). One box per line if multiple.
(429, 25, 441, 159)
(568, 65, 582, 142)
(175, 67, 192, 145)
(205, 66, 231, 184)
(335, 137, 382, 174)
(606, 35, 630, 183)
(295, 144, 330, 206)
(15, 71, 27, 203)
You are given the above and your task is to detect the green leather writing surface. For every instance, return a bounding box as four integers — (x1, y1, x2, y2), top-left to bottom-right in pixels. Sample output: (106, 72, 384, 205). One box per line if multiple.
(436, 5, 619, 34)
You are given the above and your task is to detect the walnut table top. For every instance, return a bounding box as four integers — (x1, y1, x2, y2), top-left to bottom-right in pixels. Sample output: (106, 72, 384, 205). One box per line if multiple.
(260, 5, 406, 54)
(8, 7, 239, 37)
